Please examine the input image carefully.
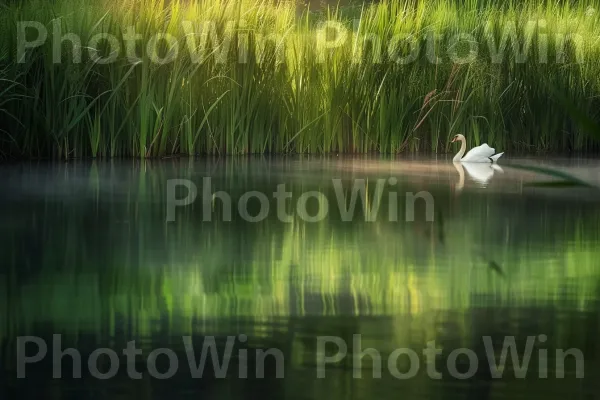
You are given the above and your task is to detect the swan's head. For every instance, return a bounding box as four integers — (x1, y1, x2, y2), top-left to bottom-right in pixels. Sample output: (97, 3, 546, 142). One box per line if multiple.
(451, 134, 465, 143)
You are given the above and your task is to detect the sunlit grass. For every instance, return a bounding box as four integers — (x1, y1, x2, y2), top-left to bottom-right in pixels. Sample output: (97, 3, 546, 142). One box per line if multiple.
(1, 0, 600, 159)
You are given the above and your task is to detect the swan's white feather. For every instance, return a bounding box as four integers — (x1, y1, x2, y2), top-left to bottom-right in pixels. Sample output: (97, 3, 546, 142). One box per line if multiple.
(489, 152, 504, 162)
(461, 143, 497, 162)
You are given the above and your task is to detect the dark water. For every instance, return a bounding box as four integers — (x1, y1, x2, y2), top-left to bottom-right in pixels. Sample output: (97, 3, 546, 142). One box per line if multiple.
(1, 156, 600, 399)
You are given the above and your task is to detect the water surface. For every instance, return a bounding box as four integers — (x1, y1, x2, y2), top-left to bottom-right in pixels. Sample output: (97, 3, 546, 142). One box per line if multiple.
(1, 156, 599, 399)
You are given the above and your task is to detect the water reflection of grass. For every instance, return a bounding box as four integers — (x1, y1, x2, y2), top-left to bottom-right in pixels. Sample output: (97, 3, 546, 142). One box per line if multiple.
(1, 160, 600, 372)
(2, 218, 599, 343)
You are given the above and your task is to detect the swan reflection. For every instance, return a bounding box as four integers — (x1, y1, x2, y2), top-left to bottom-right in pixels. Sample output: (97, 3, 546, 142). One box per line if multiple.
(454, 161, 504, 192)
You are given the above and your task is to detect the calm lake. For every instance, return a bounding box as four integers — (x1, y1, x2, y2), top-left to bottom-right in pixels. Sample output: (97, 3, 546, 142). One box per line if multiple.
(1, 156, 599, 399)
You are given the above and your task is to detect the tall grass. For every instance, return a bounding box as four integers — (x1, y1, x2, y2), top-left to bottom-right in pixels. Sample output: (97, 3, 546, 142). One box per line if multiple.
(1, 0, 600, 159)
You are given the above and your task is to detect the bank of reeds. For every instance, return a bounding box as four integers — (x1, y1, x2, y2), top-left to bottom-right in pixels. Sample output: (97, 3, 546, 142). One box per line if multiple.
(1, 0, 600, 159)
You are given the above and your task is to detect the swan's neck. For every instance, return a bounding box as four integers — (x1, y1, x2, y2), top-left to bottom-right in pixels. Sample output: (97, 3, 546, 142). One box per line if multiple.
(453, 138, 466, 162)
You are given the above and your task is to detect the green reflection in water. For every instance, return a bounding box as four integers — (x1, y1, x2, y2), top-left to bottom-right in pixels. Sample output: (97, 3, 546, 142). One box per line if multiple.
(0, 158, 599, 398)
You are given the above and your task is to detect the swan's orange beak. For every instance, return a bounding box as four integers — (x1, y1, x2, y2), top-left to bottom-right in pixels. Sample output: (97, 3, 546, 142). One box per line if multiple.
(451, 137, 456, 143)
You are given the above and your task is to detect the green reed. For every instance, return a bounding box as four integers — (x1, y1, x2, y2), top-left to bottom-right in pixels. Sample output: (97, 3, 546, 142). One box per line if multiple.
(1, 0, 600, 159)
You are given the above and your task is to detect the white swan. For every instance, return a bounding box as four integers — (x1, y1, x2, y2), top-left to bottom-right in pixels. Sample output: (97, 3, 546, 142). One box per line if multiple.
(451, 134, 504, 163)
